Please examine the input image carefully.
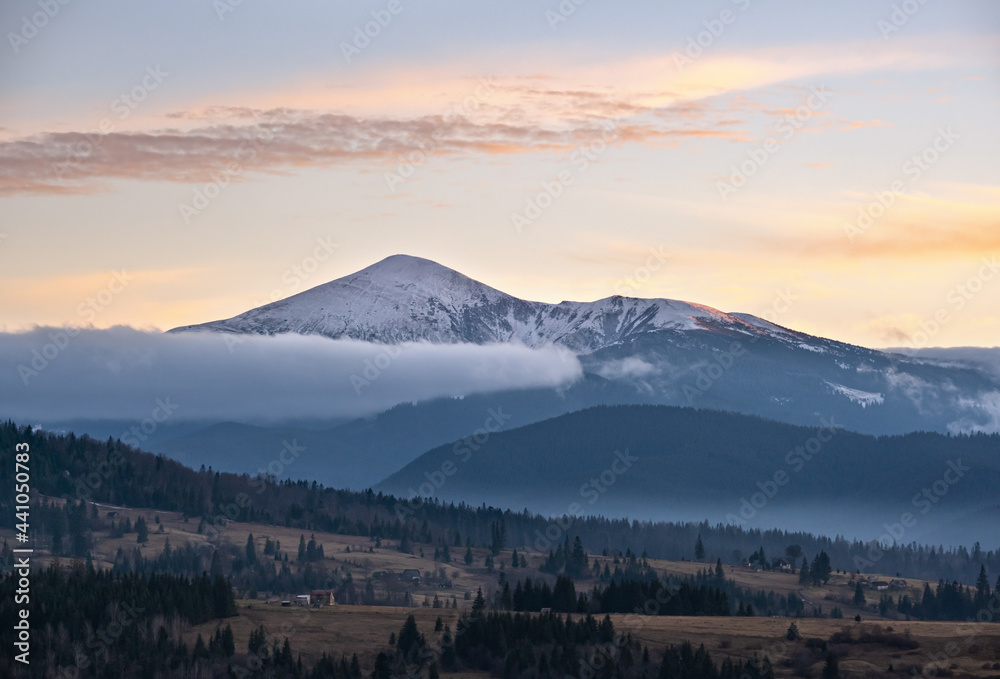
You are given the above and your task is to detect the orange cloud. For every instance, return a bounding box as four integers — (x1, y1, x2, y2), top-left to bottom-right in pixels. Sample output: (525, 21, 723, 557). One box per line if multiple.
(0, 100, 752, 196)
(840, 119, 893, 131)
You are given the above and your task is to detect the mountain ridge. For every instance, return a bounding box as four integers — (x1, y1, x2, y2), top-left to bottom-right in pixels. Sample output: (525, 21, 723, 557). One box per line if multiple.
(168, 254, 796, 352)
(166, 254, 1000, 437)
(376, 403, 1000, 548)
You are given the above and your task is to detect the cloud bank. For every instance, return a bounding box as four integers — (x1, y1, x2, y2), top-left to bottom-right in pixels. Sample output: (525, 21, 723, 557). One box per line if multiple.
(888, 346, 1000, 380)
(0, 327, 582, 423)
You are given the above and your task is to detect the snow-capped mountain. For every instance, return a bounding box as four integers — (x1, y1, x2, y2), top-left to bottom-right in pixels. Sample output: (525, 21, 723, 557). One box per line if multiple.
(171, 254, 799, 351)
(170, 254, 1000, 437)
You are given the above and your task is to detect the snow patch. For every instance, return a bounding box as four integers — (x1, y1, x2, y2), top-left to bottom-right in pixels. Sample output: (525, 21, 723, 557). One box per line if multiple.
(798, 343, 827, 353)
(825, 381, 884, 408)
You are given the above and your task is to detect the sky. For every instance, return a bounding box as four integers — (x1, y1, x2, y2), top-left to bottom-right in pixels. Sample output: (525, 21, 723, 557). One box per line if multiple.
(1, 0, 998, 349)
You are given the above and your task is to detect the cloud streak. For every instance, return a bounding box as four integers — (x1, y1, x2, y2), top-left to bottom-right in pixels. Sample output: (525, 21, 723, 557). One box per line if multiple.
(0, 327, 583, 422)
(0, 96, 749, 196)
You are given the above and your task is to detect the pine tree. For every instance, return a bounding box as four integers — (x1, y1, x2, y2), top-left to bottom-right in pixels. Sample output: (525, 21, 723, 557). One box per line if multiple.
(194, 634, 207, 658)
(568, 536, 588, 578)
(440, 625, 456, 669)
(210, 550, 222, 578)
(464, 546, 473, 565)
(975, 565, 991, 599)
(490, 520, 506, 556)
(221, 624, 235, 657)
(472, 588, 486, 614)
(799, 557, 811, 586)
(372, 652, 393, 679)
(695, 534, 705, 561)
(212, 574, 237, 618)
(854, 583, 867, 607)
(811, 551, 832, 585)
(245, 534, 257, 565)
(501, 582, 513, 610)
(298, 534, 306, 562)
(821, 652, 840, 679)
(553, 575, 577, 612)
(136, 516, 149, 544)
(397, 614, 424, 658)
(762, 656, 775, 679)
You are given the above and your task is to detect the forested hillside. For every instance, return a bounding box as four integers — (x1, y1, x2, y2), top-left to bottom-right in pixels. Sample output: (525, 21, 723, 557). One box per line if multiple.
(378, 405, 1000, 549)
(2, 420, 997, 586)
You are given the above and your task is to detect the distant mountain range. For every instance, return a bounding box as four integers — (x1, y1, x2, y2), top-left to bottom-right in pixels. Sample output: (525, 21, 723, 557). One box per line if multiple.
(377, 404, 1000, 548)
(29, 254, 998, 544)
(169, 254, 1000, 441)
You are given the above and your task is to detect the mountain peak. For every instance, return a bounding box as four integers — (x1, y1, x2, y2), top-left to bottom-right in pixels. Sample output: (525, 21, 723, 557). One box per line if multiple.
(362, 253, 457, 275)
(169, 254, 785, 350)
(349, 254, 491, 293)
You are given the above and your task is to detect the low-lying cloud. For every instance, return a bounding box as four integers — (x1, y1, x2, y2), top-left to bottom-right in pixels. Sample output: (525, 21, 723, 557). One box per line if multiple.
(889, 346, 1000, 381)
(0, 326, 582, 423)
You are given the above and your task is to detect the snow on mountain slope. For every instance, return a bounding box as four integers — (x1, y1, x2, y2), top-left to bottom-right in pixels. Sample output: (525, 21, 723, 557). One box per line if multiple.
(170, 254, 775, 352)
(165, 254, 1000, 435)
(825, 381, 885, 408)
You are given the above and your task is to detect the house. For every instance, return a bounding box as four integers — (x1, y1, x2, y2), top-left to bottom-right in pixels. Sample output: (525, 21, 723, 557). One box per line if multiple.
(295, 595, 311, 606)
(437, 581, 453, 589)
(772, 558, 793, 572)
(281, 601, 291, 607)
(889, 578, 908, 589)
(106, 511, 118, 519)
(311, 590, 336, 606)
(540, 607, 552, 614)
(401, 569, 421, 585)
(873, 581, 889, 591)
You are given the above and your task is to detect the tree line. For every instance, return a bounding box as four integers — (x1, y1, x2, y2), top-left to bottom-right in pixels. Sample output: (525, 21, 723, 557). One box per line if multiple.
(2, 419, 997, 590)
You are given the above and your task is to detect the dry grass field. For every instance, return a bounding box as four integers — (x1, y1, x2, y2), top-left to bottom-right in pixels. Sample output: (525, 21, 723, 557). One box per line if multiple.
(182, 603, 1000, 679)
(8, 502, 1000, 678)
